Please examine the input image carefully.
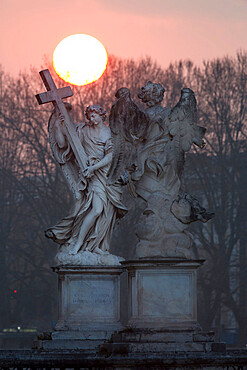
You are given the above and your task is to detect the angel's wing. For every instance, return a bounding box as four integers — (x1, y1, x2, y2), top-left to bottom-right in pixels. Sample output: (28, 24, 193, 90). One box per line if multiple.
(167, 88, 206, 180)
(48, 104, 87, 200)
(107, 88, 148, 185)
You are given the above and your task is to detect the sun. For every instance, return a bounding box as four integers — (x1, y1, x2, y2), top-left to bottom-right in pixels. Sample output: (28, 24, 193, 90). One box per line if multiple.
(53, 34, 108, 86)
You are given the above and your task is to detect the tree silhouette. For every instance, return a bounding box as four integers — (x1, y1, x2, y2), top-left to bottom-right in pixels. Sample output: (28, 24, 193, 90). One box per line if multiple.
(0, 52, 247, 346)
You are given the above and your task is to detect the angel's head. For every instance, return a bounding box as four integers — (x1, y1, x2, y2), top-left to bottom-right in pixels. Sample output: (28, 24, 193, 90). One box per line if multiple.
(85, 105, 107, 126)
(115, 87, 130, 99)
(180, 88, 196, 107)
(138, 81, 165, 107)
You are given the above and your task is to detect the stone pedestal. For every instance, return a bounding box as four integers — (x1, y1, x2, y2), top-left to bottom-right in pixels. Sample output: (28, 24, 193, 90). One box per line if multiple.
(100, 258, 222, 354)
(36, 259, 225, 353)
(37, 265, 122, 350)
(122, 259, 203, 329)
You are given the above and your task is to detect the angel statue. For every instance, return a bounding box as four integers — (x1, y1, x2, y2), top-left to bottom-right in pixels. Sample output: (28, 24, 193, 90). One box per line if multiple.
(108, 82, 214, 259)
(45, 104, 127, 265)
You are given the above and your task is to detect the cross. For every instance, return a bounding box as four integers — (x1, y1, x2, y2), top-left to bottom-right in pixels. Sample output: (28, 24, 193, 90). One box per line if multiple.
(35, 69, 87, 171)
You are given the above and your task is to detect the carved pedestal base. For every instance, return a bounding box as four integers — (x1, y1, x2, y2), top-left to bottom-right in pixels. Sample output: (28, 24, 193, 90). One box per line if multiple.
(100, 258, 225, 354)
(37, 265, 122, 350)
(123, 258, 203, 329)
(36, 259, 226, 353)
(100, 328, 219, 354)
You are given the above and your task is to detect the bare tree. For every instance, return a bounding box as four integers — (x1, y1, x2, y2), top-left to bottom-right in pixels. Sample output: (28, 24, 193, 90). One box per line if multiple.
(185, 51, 247, 345)
(0, 53, 247, 347)
(0, 55, 172, 329)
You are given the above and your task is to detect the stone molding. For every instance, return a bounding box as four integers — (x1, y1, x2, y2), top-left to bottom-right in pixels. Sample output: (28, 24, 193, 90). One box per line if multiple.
(121, 259, 204, 329)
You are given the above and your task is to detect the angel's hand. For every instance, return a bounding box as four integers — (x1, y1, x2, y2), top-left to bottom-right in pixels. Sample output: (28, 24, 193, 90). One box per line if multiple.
(193, 134, 206, 149)
(58, 113, 65, 124)
(194, 139, 206, 149)
(130, 130, 140, 144)
(120, 170, 129, 185)
(200, 140, 206, 149)
(83, 165, 94, 179)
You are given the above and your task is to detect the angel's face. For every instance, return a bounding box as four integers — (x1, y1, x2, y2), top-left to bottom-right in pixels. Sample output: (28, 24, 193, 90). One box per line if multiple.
(138, 86, 152, 103)
(181, 92, 190, 102)
(89, 112, 103, 126)
(138, 84, 159, 107)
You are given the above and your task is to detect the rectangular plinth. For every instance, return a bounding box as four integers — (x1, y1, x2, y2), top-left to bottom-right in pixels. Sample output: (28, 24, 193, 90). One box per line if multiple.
(137, 270, 193, 317)
(53, 266, 122, 332)
(122, 259, 203, 329)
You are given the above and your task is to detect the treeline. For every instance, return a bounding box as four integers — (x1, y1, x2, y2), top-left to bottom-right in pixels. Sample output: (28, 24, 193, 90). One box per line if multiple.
(0, 52, 247, 345)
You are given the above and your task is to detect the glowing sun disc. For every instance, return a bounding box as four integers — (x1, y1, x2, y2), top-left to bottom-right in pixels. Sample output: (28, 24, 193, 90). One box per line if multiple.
(53, 34, 108, 86)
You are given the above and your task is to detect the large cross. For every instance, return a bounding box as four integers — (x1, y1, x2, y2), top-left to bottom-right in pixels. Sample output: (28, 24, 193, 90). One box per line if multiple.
(35, 69, 87, 171)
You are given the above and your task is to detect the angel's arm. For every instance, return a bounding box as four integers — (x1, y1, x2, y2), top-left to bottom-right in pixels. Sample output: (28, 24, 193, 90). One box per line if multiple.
(83, 154, 112, 179)
(94, 153, 112, 171)
(54, 119, 67, 148)
(53, 113, 80, 149)
(76, 122, 86, 141)
(83, 138, 113, 179)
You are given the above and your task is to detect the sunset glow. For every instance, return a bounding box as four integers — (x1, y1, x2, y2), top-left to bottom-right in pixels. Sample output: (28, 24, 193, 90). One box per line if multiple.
(53, 34, 108, 86)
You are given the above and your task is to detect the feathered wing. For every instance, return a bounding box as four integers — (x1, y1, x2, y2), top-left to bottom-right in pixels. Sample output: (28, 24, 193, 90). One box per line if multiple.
(167, 88, 206, 181)
(48, 107, 87, 200)
(108, 88, 148, 185)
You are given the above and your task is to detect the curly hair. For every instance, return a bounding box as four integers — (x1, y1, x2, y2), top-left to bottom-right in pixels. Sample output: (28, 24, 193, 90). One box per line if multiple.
(85, 105, 107, 122)
(138, 81, 165, 106)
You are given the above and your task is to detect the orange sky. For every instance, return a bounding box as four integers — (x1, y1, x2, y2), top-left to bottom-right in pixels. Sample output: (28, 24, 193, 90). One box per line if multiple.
(1, 0, 247, 75)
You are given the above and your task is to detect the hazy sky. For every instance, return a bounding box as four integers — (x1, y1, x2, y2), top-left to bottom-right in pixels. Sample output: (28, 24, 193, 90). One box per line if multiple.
(1, 0, 247, 75)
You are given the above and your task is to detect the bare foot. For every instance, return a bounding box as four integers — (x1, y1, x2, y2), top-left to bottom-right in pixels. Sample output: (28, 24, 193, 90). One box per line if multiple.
(68, 243, 81, 255)
(94, 247, 109, 255)
(45, 229, 54, 239)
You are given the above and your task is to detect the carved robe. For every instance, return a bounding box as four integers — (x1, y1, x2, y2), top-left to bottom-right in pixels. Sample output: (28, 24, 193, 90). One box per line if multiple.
(47, 123, 127, 253)
(132, 105, 181, 202)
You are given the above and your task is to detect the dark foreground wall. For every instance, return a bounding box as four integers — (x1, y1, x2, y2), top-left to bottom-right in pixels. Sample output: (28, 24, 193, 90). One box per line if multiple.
(0, 349, 247, 369)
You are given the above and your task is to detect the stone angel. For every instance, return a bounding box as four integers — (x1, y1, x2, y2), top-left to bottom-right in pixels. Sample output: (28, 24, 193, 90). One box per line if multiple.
(108, 82, 214, 259)
(45, 104, 127, 265)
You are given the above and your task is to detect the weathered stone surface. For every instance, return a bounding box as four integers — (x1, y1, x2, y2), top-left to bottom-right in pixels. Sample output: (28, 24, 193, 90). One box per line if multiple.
(98, 259, 224, 356)
(109, 83, 213, 259)
(54, 265, 122, 332)
(101, 341, 207, 354)
(1, 349, 247, 368)
(37, 266, 123, 349)
(104, 327, 220, 356)
(37, 339, 103, 350)
(37, 71, 214, 262)
(37, 71, 127, 263)
(211, 342, 227, 352)
(51, 330, 111, 341)
(111, 330, 194, 343)
(193, 331, 215, 342)
(122, 259, 203, 329)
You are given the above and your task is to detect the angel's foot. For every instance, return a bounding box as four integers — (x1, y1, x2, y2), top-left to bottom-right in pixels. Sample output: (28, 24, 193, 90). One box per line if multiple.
(84, 246, 91, 252)
(68, 243, 81, 255)
(94, 247, 109, 255)
(59, 243, 69, 252)
(45, 229, 54, 239)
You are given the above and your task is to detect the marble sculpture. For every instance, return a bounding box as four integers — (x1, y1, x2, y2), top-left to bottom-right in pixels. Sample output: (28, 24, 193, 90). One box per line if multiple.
(37, 71, 213, 265)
